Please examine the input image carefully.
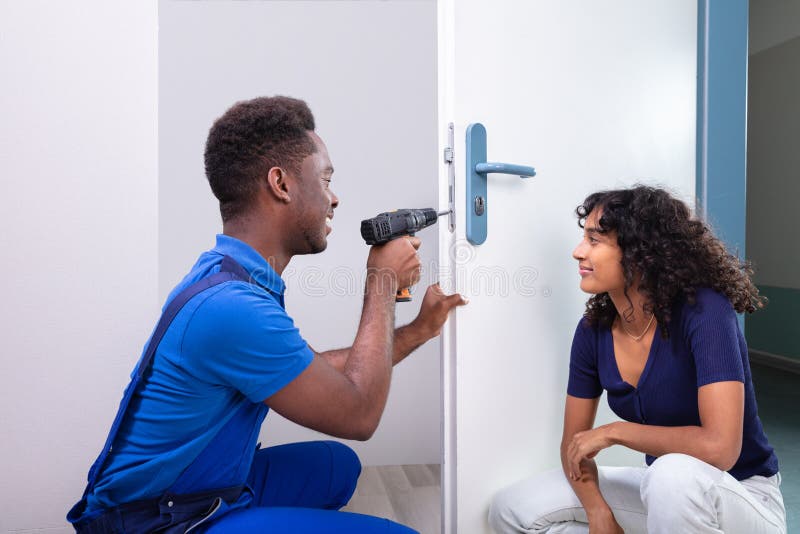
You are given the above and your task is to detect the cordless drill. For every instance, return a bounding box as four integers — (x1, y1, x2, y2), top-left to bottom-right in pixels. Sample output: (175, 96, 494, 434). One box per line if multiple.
(360, 208, 449, 302)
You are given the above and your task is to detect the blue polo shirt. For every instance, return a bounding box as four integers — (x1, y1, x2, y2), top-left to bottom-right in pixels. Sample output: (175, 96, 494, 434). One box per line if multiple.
(86, 235, 314, 513)
(567, 288, 778, 481)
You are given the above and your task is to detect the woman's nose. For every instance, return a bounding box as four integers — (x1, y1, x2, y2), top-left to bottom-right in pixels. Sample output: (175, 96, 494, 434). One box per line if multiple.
(572, 242, 585, 260)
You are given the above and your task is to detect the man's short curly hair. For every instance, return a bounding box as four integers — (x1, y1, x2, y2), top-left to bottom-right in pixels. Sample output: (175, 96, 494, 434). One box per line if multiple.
(204, 96, 316, 222)
(576, 185, 765, 337)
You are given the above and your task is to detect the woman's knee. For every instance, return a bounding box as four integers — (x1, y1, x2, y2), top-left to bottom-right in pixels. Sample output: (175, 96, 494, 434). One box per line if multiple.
(488, 483, 522, 532)
(489, 469, 577, 533)
(641, 453, 713, 506)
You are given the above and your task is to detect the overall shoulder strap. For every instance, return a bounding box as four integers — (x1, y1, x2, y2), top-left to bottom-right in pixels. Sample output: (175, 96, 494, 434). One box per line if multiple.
(68, 256, 250, 524)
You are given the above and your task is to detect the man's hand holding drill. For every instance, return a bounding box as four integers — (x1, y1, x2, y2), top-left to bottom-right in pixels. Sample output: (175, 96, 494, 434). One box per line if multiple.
(366, 236, 423, 297)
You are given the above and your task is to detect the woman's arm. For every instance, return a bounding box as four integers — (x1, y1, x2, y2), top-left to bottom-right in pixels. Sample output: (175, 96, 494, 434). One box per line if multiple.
(567, 381, 744, 477)
(609, 380, 744, 468)
(561, 395, 622, 532)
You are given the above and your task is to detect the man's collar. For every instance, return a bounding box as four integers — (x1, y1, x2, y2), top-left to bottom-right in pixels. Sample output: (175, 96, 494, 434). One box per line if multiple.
(212, 234, 286, 295)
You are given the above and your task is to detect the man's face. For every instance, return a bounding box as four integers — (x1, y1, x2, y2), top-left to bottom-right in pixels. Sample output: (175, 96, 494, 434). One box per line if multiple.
(291, 132, 339, 255)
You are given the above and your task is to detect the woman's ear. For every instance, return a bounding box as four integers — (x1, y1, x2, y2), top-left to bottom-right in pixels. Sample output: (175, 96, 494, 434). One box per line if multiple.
(265, 166, 291, 203)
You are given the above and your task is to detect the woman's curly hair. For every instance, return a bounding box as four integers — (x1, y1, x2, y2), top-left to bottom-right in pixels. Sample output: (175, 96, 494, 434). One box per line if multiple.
(576, 185, 765, 337)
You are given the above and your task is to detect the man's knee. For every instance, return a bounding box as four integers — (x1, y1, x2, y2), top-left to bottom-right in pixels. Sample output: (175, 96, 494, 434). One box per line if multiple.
(322, 440, 361, 508)
(323, 440, 361, 478)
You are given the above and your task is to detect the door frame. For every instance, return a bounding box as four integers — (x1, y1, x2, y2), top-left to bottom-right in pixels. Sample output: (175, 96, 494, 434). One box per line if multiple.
(696, 0, 749, 257)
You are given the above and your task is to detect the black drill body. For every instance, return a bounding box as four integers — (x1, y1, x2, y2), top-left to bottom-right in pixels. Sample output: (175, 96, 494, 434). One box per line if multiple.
(360, 208, 440, 245)
(360, 208, 443, 301)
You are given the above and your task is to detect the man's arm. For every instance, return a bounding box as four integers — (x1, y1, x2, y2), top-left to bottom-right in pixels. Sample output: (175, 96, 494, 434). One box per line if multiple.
(311, 324, 423, 372)
(264, 237, 422, 441)
(313, 283, 467, 371)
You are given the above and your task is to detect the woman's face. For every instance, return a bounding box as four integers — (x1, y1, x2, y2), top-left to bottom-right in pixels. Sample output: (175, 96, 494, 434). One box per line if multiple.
(572, 208, 625, 295)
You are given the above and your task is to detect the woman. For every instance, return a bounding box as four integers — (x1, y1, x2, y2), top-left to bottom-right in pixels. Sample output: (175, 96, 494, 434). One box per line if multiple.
(489, 186, 786, 533)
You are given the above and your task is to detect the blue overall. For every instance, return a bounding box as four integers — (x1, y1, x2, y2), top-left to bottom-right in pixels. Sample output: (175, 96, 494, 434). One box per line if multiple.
(67, 255, 417, 533)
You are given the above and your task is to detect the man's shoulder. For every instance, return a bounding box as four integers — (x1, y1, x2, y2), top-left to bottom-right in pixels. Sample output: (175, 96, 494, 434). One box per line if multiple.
(188, 280, 286, 327)
(175, 279, 307, 373)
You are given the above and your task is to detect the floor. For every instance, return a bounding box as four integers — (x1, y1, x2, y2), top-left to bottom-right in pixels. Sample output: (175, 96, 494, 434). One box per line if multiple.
(751, 362, 800, 532)
(342, 363, 798, 534)
(341, 464, 441, 534)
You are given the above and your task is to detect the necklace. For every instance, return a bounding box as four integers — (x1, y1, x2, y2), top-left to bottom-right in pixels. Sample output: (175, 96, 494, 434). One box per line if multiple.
(619, 313, 655, 341)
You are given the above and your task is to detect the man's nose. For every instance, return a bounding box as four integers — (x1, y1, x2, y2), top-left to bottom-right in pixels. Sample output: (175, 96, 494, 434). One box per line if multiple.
(330, 189, 339, 208)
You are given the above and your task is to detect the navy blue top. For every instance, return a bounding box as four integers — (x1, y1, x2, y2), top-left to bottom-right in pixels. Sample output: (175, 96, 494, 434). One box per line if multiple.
(567, 288, 778, 481)
(85, 235, 314, 513)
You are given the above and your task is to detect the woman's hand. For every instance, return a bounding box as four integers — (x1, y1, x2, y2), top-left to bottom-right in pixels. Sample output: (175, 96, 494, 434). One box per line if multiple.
(566, 423, 616, 480)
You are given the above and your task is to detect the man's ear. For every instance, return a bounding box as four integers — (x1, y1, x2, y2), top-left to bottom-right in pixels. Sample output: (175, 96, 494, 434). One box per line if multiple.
(265, 166, 291, 203)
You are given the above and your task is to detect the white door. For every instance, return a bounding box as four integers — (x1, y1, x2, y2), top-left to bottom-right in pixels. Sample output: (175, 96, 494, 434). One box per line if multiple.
(436, 1, 698, 532)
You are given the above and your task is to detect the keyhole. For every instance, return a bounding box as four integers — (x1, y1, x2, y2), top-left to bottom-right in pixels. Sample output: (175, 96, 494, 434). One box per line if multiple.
(474, 196, 486, 216)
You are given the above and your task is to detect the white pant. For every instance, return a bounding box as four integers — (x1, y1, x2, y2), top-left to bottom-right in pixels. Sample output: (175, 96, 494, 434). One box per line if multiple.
(488, 454, 786, 534)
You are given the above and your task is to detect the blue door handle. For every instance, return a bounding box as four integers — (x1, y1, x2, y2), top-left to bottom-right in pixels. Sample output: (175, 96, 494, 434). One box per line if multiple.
(475, 162, 536, 178)
(466, 123, 537, 245)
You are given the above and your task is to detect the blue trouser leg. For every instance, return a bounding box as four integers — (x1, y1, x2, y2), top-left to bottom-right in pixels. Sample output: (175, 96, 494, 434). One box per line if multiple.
(203, 506, 419, 533)
(248, 440, 360, 509)
(203, 440, 418, 533)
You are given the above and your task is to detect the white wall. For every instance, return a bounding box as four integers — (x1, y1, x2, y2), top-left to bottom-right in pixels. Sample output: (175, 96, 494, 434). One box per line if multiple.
(0, 2, 159, 532)
(158, 0, 440, 466)
(1, 1, 438, 531)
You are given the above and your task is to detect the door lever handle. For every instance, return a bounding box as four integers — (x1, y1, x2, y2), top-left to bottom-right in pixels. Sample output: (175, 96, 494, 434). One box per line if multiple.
(475, 162, 536, 179)
(466, 123, 537, 245)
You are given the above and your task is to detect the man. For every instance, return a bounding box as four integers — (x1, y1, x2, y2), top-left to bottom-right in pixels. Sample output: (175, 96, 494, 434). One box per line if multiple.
(68, 96, 466, 533)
